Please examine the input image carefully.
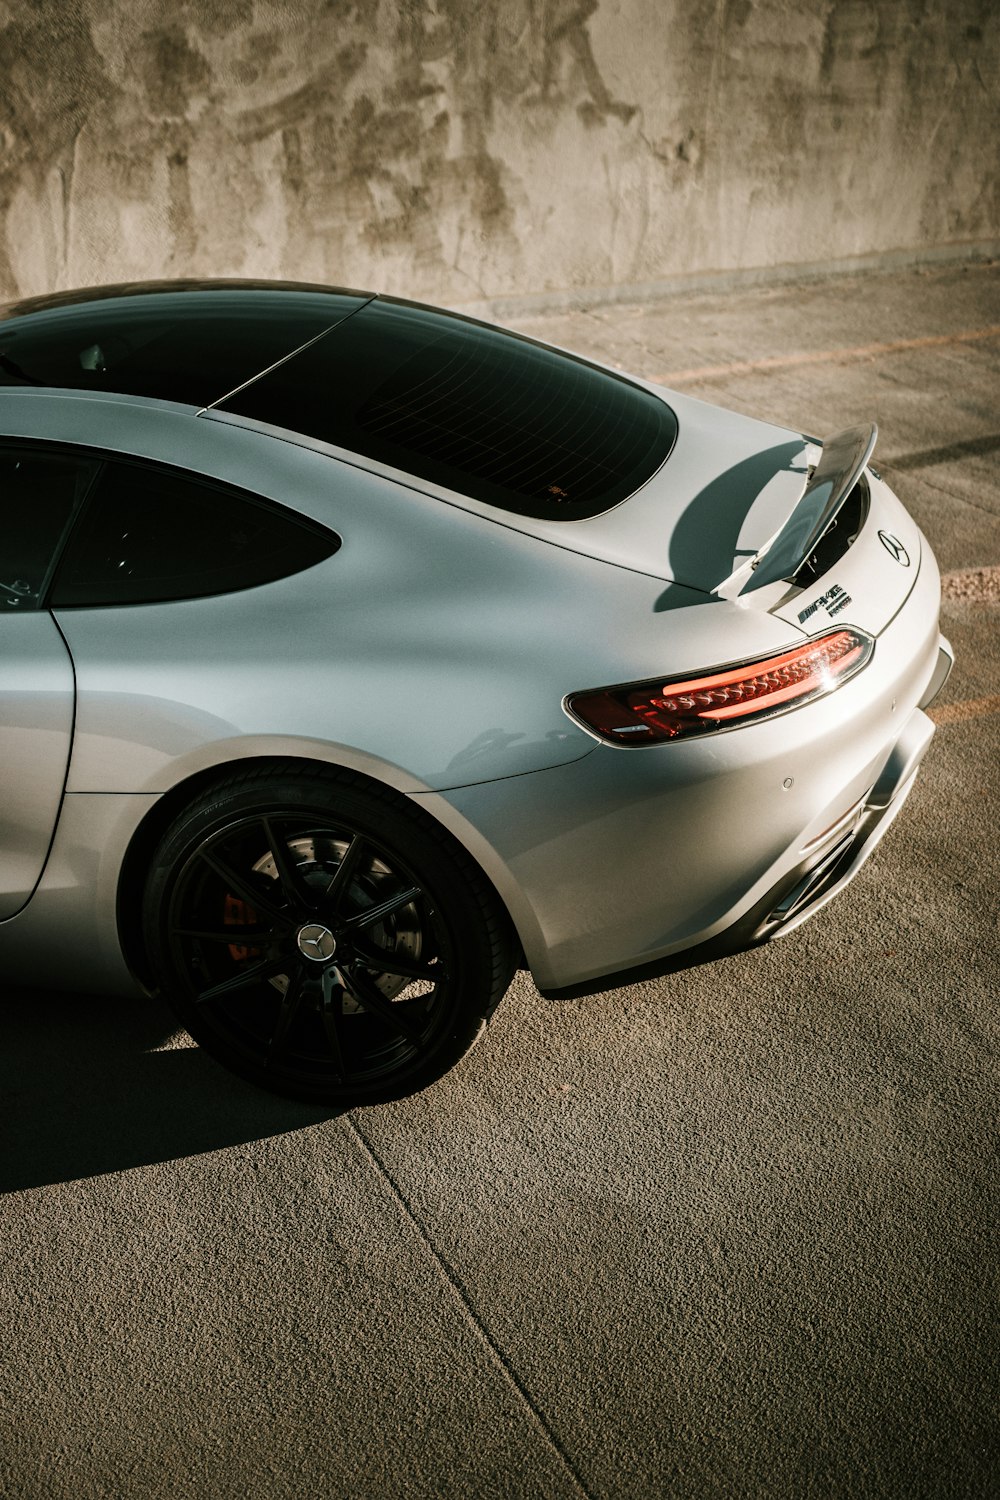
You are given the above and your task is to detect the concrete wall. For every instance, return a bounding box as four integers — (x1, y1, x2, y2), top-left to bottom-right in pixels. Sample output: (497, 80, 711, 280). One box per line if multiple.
(2, 0, 998, 310)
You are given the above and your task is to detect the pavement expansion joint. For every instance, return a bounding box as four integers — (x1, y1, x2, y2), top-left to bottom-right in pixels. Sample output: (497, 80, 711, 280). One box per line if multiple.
(890, 468, 1000, 520)
(883, 434, 1000, 472)
(344, 1114, 595, 1500)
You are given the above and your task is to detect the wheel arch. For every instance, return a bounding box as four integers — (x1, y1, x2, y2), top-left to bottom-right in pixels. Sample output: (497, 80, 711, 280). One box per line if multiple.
(116, 753, 525, 991)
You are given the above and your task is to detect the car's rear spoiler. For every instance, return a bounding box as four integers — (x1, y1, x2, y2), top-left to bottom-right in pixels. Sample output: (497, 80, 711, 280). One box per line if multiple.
(714, 423, 877, 598)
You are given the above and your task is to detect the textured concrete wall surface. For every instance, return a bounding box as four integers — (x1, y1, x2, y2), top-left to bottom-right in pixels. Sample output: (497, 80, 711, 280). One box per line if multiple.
(1, 0, 998, 308)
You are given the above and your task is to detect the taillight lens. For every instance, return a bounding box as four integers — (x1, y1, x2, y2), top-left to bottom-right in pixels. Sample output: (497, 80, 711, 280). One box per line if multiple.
(567, 628, 874, 745)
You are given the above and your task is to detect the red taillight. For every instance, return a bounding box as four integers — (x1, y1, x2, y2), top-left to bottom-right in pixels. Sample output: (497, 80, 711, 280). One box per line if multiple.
(566, 629, 874, 745)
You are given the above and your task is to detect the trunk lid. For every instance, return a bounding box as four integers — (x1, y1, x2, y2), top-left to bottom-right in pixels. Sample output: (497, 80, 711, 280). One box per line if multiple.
(502, 385, 919, 637)
(526, 386, 817, 594)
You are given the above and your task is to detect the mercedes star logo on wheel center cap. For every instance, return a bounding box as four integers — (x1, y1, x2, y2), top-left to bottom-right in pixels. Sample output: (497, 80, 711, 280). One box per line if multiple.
(297, 924, 337, 962)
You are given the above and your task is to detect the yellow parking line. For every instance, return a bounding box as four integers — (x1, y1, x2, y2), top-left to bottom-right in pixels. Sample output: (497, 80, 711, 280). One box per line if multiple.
(927, 694, 1000, 726)
(650, 325, 1000, 385)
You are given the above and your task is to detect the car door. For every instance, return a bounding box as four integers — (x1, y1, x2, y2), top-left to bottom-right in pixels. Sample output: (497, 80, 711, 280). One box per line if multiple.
(0, 444, 99, 918)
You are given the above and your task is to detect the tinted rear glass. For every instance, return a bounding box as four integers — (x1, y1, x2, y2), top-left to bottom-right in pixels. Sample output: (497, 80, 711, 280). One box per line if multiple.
(217, 299, 676, 519)
(0, 286, 369, 408)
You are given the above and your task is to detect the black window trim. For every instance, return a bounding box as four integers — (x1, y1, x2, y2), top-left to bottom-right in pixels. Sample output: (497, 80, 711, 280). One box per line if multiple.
(0, 438, 341, 611)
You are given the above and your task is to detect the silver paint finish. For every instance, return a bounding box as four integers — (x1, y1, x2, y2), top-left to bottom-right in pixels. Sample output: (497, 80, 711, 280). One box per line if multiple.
(0, 791, 156, 996)
(0, 611, 74, 918)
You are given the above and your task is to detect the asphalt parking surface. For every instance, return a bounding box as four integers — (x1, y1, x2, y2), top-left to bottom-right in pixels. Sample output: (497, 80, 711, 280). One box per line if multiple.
(2, 262, 998, 1499)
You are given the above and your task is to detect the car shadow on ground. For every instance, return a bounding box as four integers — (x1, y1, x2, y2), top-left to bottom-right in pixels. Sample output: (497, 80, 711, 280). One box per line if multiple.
(0, 987, 335, 1193)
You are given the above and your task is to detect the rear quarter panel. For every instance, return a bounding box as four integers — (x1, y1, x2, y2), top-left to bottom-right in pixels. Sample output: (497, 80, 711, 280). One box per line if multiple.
(33, 403, 808, 795)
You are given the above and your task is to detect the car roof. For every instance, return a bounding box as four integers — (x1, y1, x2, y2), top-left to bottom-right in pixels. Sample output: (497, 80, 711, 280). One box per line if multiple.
(0, 280, 678, 522)
(0, 280, 373, 411)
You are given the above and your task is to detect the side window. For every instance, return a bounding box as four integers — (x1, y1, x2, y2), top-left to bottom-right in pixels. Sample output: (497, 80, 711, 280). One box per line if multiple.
(0, 446, 99, 609)
(50, 460, 339, 608)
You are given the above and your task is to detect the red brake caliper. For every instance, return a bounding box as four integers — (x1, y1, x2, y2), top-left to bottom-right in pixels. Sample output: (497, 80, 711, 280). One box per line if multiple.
(224, 893, 260, 963)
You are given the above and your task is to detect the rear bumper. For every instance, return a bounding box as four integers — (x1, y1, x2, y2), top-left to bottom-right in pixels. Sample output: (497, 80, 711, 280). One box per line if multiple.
(919, 634, 954, 710)
(538, 704, 934, 999)
(754, 705, 933, 941)
(767, 640, 952, 941)
(423, 538, 947, 993)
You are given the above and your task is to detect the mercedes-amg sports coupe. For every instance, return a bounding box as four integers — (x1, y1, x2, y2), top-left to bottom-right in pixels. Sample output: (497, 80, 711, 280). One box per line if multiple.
(0, 281, 952, 1102)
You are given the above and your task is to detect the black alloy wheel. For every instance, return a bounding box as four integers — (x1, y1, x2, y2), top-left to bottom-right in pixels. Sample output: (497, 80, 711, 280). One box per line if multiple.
(142, 768, 515, 1103)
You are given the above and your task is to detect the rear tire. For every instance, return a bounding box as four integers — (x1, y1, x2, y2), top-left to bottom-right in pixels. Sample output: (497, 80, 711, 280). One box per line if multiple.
(142, 766, 515, 1104)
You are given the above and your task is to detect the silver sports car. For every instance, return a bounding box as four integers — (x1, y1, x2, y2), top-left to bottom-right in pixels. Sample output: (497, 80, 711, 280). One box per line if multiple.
(0, 281, 952, 1102)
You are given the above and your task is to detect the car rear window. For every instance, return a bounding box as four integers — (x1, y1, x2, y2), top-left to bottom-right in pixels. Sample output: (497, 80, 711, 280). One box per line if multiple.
(215, 298, 677, 520)
(0, 285, 369, 408)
